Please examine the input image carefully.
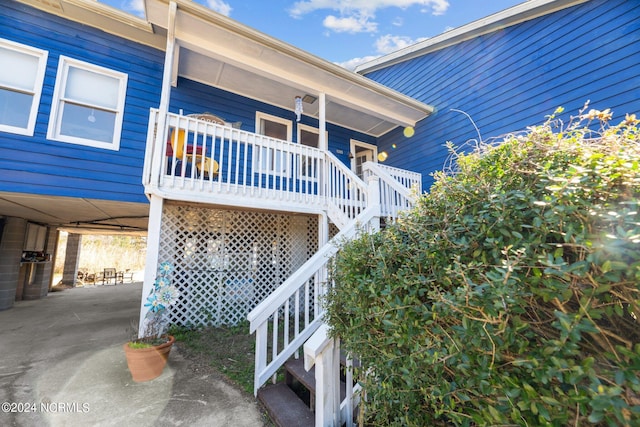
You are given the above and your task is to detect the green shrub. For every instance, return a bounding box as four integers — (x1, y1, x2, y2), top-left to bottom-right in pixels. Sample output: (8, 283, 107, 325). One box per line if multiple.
(326, 108, 640, 426)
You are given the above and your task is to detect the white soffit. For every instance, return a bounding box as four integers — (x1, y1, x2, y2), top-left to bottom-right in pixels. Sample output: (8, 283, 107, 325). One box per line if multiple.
(145, 0, 434, 135)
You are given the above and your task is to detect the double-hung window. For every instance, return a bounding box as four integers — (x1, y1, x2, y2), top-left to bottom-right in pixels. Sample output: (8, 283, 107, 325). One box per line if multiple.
(0, 39, 48, 136)
(297, 124, 324, 180)
(47, 56, 127, 150)
(254, 112, 292, 175)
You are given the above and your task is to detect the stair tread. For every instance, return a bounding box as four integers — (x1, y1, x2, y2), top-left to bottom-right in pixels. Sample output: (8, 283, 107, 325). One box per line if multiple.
(285, 358, 316, 392)
(257, 383, 314, 427)
(285, 358, 348, 402)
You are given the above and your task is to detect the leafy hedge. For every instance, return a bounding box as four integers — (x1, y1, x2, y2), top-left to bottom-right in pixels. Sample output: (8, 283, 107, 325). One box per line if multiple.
(326, 109, 640, 426)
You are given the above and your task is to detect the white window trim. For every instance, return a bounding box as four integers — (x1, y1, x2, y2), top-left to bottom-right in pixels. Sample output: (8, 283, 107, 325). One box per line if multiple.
(254, 112, 293, 176)
(0, 38, 48, 136)
(350, 139, 377, 178)
(296, 123, 327, 181)
(255, 112, 292, 141)
(296, 123, 328, 148)
(47, 56, 127, 150)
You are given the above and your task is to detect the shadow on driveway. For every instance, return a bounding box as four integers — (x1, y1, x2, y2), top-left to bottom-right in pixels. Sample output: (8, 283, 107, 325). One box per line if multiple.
(0, 283, 266, 426)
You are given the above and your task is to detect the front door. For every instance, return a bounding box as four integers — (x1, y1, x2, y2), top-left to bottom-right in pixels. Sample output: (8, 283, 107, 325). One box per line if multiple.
(350, 140, 377, 180)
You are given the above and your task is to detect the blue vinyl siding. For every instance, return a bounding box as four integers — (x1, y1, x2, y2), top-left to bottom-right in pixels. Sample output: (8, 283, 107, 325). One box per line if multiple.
(365, 0, 640, 191)
(0, 2, 164, 202)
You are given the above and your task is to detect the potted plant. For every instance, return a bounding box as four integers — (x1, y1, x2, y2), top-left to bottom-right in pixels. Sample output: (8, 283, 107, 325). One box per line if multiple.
(124, 262, 179, 382)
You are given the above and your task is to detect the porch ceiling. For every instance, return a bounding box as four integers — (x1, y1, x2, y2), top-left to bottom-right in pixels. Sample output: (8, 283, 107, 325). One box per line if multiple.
(0, 192, 149, 235)
(145, 0, 435, 137)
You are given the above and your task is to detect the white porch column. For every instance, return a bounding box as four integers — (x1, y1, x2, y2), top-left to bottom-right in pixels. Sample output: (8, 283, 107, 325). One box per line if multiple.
(159, 0, 177, 112)
(149, 1, 177, 186)
(318, 92, 327, 151)
(138, 194, 164, 337)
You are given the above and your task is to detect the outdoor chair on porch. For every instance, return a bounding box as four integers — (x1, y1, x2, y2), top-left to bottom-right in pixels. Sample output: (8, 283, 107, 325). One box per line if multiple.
(167, 114, 220, 178)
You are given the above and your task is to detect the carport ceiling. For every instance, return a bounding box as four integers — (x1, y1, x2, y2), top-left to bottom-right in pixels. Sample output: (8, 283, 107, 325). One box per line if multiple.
(0, 192, 149, 235)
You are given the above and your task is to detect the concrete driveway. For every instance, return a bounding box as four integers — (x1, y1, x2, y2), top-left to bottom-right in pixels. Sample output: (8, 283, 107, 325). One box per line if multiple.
(0, 283, 267, 427)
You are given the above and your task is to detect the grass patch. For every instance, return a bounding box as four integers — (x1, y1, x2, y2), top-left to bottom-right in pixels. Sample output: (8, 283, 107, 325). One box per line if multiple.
(171, 322, 256, 395)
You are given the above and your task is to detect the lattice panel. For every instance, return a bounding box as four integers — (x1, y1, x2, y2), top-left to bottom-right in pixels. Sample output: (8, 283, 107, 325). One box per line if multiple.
(159, 203, 318, 326)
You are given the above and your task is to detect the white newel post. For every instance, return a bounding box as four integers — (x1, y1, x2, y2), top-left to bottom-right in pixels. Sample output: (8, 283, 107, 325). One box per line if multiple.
(367, 173, 381, 232)
(304, 323, 341, 427)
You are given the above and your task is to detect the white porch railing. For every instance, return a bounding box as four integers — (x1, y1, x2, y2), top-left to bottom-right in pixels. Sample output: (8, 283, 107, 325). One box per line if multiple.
(144, 110, 369, 222)
(325, 151, 367, 229)
(363, 161, 421, 220)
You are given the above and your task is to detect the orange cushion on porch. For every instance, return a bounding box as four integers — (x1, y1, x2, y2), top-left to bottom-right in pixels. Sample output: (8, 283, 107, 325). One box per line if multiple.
(168, 129, 204, 157)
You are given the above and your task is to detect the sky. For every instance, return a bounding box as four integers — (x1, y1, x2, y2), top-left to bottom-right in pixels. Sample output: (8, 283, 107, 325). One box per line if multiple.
(98, 0, 526, 69)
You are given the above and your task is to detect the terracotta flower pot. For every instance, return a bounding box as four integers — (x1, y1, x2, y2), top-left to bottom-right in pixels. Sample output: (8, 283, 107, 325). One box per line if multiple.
(123, 335, 175, 382)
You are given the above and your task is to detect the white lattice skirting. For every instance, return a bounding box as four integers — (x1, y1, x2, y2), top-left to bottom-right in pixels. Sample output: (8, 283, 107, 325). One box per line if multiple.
(160, 202, 318, 326)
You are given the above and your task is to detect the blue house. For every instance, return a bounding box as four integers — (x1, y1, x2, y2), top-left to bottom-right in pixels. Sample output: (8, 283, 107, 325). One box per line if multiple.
(0, 0, 637, 425)
(1, 1, 429, 423)
(0, 0, 164, 306)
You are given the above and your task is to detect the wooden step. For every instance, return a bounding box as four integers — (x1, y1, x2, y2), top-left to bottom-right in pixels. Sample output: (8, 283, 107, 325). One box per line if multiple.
(285, 358, 316, 392)
(285, 357, 347, 404)
(285, 358, 316, 408)
(257, 383, 314, 427)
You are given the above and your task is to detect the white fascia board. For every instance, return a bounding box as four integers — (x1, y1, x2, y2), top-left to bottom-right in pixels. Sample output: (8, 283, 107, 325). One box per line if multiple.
(18, 0, 164, 49)
(356, 0, 590, 74)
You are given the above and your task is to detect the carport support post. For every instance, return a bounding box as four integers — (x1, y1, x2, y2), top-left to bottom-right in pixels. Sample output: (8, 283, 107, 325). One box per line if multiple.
(60, 233, 82, 286)
(139, 194, 164, 337)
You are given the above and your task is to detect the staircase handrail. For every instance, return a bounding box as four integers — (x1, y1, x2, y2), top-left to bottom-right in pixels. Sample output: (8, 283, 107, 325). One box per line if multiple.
(248, 205, 378, 394)
(363, 161, 421, 202)
(248, 205, 377, 332)
(324, 151, 368, 228)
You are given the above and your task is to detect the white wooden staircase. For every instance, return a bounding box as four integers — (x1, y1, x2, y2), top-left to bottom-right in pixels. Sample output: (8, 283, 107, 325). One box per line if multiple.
(248, 162, 421, 427)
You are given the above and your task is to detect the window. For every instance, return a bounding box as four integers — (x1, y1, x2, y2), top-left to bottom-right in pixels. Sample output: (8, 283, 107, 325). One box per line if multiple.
(254, 112, 292, 174)
(0, 39, 48, 136)
(47, 56, 127, 150)
(297, 124, 326, 179)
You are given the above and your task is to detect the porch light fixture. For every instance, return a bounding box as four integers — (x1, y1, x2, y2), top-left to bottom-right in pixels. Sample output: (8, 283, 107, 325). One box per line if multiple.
(301, 94, 317, 104)
(295, 96, 303, 122)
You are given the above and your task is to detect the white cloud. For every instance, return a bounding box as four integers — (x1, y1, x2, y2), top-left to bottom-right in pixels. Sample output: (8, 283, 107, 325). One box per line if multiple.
(205, 0, 232, 16)
(289, 0, 449, 33)
(392, 16, 404, 27)
(290, 0, 450, 18)
(122, 0, 145, 17)
(336, 34, 428, 70)
(335, 55, 381, 71)
(421, 0, 448, 16)
(324, 14, 377, 33)
(375, 34, 428, 54)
